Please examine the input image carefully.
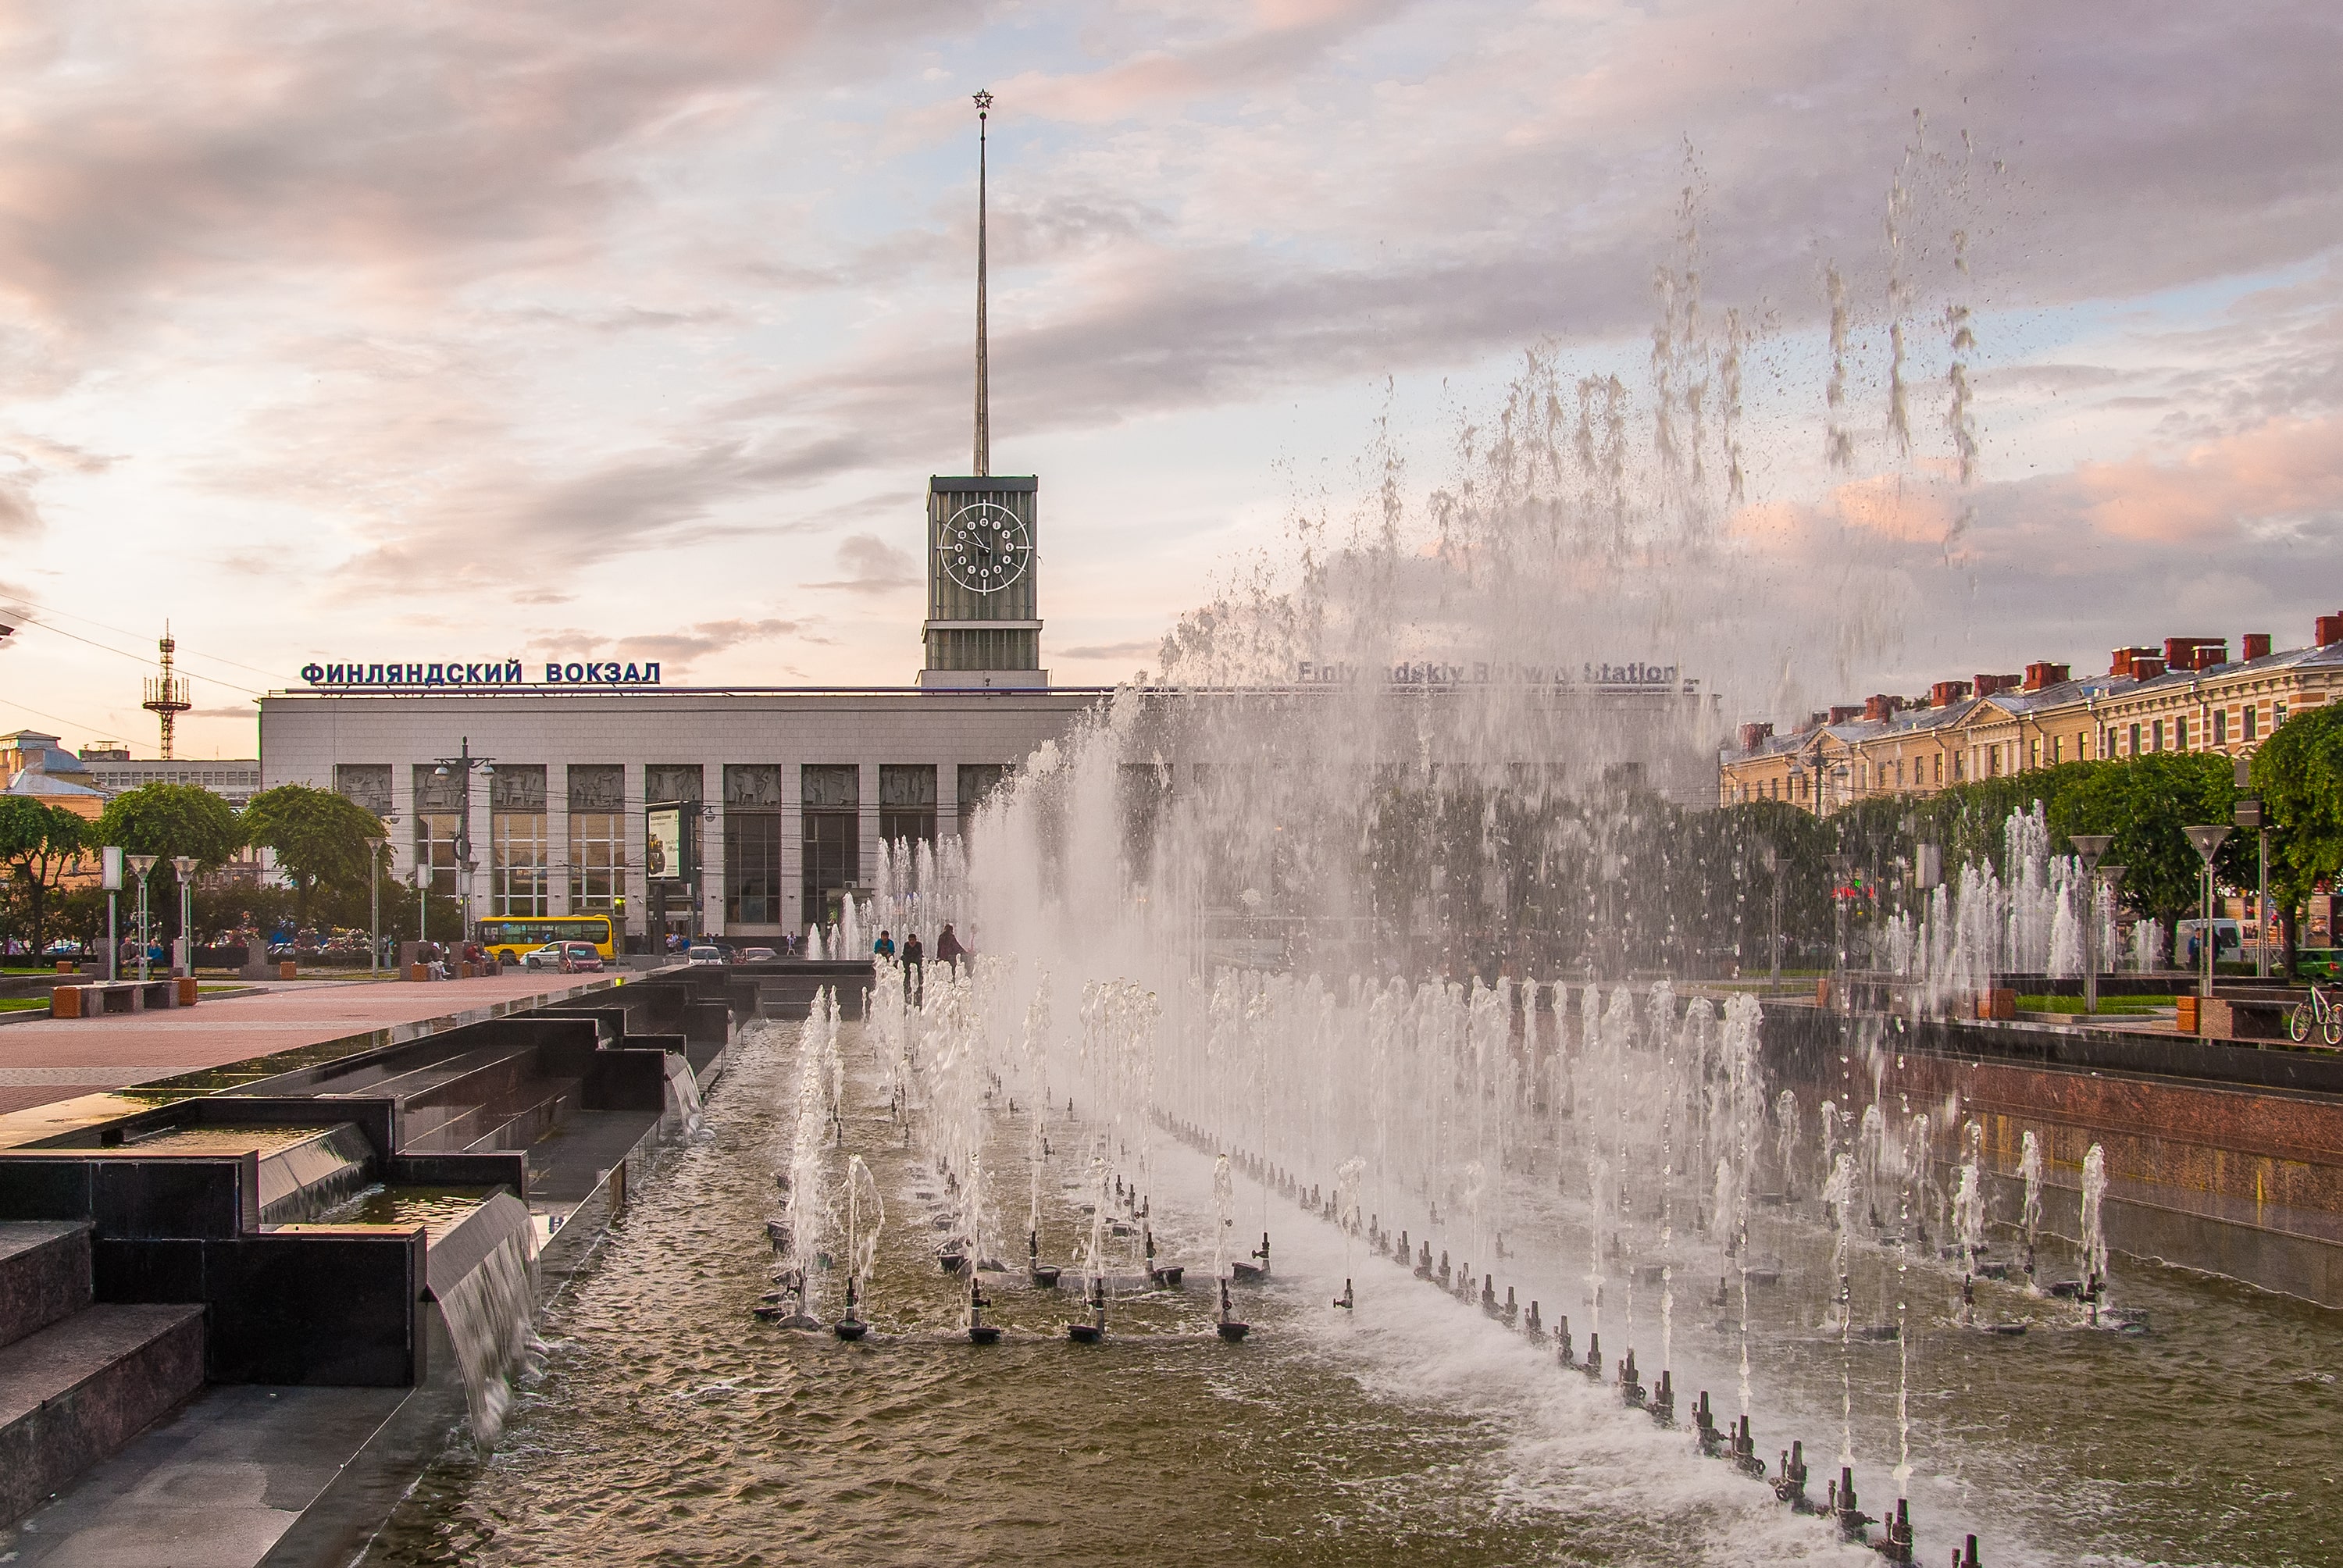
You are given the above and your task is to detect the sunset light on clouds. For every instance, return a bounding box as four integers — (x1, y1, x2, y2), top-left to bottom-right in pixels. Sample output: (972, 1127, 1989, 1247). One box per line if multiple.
(2, 0, 2338, 753)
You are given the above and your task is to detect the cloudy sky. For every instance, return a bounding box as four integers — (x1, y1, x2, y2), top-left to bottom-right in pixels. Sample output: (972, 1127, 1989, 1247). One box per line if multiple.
(1, 0, 2338, 757)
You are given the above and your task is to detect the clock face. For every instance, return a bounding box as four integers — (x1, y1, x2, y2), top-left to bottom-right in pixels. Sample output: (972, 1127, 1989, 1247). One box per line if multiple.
(940, 500, 1032, 594)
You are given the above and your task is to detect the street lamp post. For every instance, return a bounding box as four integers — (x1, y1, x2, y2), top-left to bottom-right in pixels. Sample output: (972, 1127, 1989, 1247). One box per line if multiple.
(126, 854, 158, 982)
(431, 739, 494, 950)
(415, 862, 431, 954)
(2183, 825, 2233, 1007)
(1759, 842, 1782, 991)
(2233, 758, 2269, 978)
(2099, 866, 2127, 980)
(102, 846, 121, 982)
(366, 831, 389, 979)
(2070, 835, 2113, 1015)
(1827, 852, 1855, 977)
(171, 856, 196, 978)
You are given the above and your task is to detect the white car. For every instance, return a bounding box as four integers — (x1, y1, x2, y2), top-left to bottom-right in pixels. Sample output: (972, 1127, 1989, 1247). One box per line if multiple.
(686, 945, 727, 966)
(522, 943, 571, 971)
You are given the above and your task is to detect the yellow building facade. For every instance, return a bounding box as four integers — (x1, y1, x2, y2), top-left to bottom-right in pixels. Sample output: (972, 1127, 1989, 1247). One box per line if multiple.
(1720, 619, 2343, 814)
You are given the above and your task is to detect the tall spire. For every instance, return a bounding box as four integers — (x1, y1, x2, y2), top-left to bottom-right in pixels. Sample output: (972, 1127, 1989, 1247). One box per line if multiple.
(972, 89, 992, 477)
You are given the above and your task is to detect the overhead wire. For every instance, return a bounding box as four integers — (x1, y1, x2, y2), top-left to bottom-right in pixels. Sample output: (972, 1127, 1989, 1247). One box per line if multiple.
(0, 593, 292, 689)
(0, 693, 127, 740)
(0, 611, 272, 697)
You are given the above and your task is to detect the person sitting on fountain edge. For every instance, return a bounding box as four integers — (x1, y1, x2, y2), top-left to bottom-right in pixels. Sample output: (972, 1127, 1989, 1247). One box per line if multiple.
(902, 930, 924, 1000)
(935, 922, 965, 968)
(873, 929, 895, 960)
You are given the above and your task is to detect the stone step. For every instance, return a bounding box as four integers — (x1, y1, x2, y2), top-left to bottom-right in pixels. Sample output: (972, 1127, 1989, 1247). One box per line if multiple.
(0, 1302, 206, 1526)
(0, 1222, 92, 1350)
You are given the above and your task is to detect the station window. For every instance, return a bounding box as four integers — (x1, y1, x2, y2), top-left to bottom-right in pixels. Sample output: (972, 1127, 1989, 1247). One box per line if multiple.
(879, 764, 939, 846)
(723, 764, 784, 926)
(2213, 710, 2227, 746)
(489, 764, 549, 918)
(801, 764, 861, 928)
(2129, 722, 2142, 756)
(567, 764, 626, 913)
(2243, 706, 2258, 742)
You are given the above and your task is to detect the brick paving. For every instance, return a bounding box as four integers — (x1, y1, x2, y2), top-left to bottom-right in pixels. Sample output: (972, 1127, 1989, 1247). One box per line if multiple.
(0, 971, 616, 1115)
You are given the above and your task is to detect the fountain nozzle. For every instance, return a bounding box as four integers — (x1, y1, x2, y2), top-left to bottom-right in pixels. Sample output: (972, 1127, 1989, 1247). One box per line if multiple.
(1775, 1440, 1814, 1512)
(1879, 1497, 1914, 1564)
(1830, 1465, 1874, 1543)
(1334, 1278, 1353, 1310)
(1618, 1348, 1646, 1408)
(1693, 1389, 1720, 1453)
(1217, 1278, 1250, 1342)
(968, 1278, 1002, 1345)
(1731, 1414, 1765, 1477)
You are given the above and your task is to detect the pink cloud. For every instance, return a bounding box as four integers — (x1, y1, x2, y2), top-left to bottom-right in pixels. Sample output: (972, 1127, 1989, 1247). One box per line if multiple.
(2066, 414, 2343, 542)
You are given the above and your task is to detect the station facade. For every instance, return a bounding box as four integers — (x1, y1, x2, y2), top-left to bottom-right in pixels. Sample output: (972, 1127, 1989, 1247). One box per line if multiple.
(259, 684, 1104, 943)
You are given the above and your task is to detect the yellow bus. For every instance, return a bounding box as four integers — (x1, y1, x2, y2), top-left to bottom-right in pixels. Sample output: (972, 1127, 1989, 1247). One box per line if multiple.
(476, 915, 617, 966)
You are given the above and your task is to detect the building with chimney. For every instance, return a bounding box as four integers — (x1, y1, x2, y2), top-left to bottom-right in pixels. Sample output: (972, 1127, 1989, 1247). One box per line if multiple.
(1719, 615, 2343, 812)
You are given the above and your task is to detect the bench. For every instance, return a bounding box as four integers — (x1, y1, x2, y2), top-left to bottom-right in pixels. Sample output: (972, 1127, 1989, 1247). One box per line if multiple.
(47, 979, 195, 1018)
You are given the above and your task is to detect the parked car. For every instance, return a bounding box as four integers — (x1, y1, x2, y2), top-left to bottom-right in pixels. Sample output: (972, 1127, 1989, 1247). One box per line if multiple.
(559, 942, 604, 973)
(2295, 947, 2342, 982)
(686, 945, 726, 967)
(522, 942, 570, 971)
(740, 946, 779, 962)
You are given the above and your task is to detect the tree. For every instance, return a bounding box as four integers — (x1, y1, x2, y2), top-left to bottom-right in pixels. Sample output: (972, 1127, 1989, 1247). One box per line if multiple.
(93, 782, 244, 871)
(2049, 752, 2246, 928)
(2252, 704, 2343, 967)
(0, 797, 87, 958)
(241, 785, 386, 926)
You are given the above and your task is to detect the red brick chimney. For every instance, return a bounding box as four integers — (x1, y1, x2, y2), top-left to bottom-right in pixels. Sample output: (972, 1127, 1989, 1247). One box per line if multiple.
(2111, 646, 2156, 677)
(1929, 679, 1973, 708)
(2163, 636, 2227, 672)
(1973, 672, 2021, 699)
(1736, 721, 1773, 753)
(2317, 613, 2343, 649)
(2022, 661, 2070, 692)
(1828, 704, 1863, 725)
(1862, 693, 1901, 722)
(2241, 633, 2272, 661)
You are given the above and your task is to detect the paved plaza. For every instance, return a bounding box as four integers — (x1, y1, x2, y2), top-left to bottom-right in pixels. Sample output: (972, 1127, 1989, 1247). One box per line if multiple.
(0, 972, 616, 1115)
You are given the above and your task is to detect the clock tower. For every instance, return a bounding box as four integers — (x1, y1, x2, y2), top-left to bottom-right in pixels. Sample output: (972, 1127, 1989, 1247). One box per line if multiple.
(918, 89, 1047, 690)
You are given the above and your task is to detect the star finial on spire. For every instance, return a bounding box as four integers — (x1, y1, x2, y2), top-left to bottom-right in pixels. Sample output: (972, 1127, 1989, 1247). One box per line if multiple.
(973, 89, 993, 113)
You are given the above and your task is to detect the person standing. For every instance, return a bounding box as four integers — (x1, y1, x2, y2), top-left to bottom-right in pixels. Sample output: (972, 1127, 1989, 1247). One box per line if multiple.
(935, 922, 965, 968)
(902, 930, 924, 1002)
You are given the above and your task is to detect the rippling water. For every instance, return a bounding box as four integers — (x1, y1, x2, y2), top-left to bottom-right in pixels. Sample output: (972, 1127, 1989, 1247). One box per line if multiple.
(358, 1022, 2342, 1568)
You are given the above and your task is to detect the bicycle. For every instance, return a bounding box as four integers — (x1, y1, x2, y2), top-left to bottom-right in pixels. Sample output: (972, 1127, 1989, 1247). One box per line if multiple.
(2288, 980, 2343, 1046)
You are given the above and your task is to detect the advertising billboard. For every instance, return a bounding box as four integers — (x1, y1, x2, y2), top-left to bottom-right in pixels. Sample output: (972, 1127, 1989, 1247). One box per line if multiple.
(646, 804, 686, 881)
